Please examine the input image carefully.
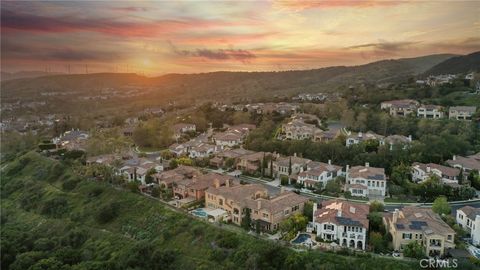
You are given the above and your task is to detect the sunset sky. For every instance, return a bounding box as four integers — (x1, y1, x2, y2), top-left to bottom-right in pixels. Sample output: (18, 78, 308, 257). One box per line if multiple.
(1, 1, 479, 75)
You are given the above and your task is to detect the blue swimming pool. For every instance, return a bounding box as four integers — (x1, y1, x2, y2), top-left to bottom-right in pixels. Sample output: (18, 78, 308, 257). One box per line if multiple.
(292, 233, 311, 244)
(191, 208, 208, 218)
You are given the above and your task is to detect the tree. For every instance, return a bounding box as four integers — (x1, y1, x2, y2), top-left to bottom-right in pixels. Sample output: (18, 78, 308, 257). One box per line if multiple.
(469, 170, 480, 190)
(403, 241, 425, 259)
(303, 201, 314, 222)
(432, 196, 451, 215)
(169, 159, 178, 169)
(96, 202, 119, 224)
(369, 201, 384, 213)
(279, 213, 308, 240)
(369, 232, 384, 253)
(241, 208, 252, 231)
(145, 168, 157, 184)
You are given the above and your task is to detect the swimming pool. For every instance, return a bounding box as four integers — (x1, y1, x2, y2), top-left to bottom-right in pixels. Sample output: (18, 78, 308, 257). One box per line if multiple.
(292, 233, 311, 244)
(191, 208, 208, 218)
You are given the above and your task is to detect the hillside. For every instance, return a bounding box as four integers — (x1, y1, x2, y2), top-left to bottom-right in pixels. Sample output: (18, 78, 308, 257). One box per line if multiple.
(0, 152, 423, 270)
(1, 54, 455, 104)
(0, 71, 63, 81)
(425, 51, 480, 75)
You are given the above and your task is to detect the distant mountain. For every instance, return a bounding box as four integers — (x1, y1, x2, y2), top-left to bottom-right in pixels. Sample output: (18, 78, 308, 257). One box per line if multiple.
(0, 71, 63, 81)
(1, 53, 457, 104)
(425, 51, 480, 75)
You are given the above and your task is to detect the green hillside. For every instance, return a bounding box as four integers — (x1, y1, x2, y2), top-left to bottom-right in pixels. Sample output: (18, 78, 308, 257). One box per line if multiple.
(0, 152, 428, 270)
(425, 51, 480, 75)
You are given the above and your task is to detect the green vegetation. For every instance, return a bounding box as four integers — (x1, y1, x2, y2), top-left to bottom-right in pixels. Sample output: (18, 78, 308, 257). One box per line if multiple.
(1, 152, 425, 270)
(432, 196, 452, 215)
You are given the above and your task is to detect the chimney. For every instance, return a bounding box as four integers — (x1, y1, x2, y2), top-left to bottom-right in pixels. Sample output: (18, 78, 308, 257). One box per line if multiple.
(257, 200, 262, 210)
(453, 155, 456, 161)
(280, 186, 285, 193)
(358, 132, 363, 138)
(226, 179, 230, 187)
(312, 203, 317, 222)
(408, 135, 412, 142)
(337, 209, 342, 217)
(426, 166, 431, 173)
(393, 209, 399, 224)
(365, 162, 370, 167)
(214, 178, 220, 188)
(346, 165, 350, 172)
(328, 159, 332, 165)
(294, 152, 297, 157)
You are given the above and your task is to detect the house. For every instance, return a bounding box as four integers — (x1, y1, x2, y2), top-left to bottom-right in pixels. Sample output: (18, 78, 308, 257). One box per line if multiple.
(213, 132, 243, 147)
(411, 162, 460, 184)
(449, 106, 477, 121)
(169, 134, 210, 156)
(380, 135, 412, 150)
(384, 207, 455, 257)
(314, 128, 343, 142)
(297, 160, 343, 189)
(173, 173, 235, 201)
(236, 151, 271, 175)
(212, 124, 255, 147)
(209, 148, 255, 168)
(188, 143, 221, 159)
(52, 129, 89, 150)
(205, 183, 309, 231)
(345, 163, 387, 199)
(456, 206, 480, 246)
(308, 200, 369, 250)
(346, 131, 384, 147)
(417, 105, 444, 119)
(273, 155, 311, 180)
(446, 154, 480, 175)
(154, 165, 202, 188)
(281, 119, 319, 140)
(120, 159, 163, 185)
(380, 99, 419, 117)
(173, 123, 196, 139)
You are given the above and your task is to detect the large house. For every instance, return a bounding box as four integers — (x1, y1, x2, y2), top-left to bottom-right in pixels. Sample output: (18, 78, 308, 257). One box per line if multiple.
(448, 106, 477, 121)
(173, 123, 196, 139)
(52, 129, 89, 150)
(209, 148, 255, 168)
(119, 158, 164, 185)
(384, 207, 455, 257)
(205, 183, 309, 231)
(345, 163, 387, 199)
(380, 135, 413, 150)
(173, 173, 235, 201)
(153, 165, 202, 189)
(417, 105, 444, 119)
(380, 99, 419, 117)
(411, 162, 460, 185)
(281, 119, 319, 140)
(446, 154, 480, 175)
(273, 155, 311, 180)
(236, 151, 271, 175)
(346, 131, 384, 147)
(308, 200, 369, 250)
(297, 160, 343, 189)
(213, 124, 255, 147)
(456, 206, 480, 246)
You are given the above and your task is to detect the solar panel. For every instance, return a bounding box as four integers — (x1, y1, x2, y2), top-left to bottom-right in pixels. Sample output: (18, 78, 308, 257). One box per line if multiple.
(396, 224, 405, 229)
(409, 221, 427, 230)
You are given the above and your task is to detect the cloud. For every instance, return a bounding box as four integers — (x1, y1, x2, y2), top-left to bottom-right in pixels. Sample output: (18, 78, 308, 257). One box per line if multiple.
(276, 0, 408, 11)
(113, 6, 149, 12)
(169, 41, 256, 62)
(347, 41, 418, 51)
(1, 8, 224, 37)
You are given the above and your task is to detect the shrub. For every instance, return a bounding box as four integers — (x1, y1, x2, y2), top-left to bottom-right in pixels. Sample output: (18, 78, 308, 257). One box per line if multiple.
(62, 178, 79, 191)
(96, 203, 119, 224)
(41, 197, 69, 218)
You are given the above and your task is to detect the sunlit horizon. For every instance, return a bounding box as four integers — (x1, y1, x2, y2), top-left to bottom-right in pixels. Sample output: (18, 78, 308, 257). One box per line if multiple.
(2, 1, 479, 75)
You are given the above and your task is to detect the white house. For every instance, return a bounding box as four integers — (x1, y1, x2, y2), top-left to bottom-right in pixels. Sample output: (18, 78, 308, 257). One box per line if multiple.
(449, 106, 477, 121)
(307, 200, 369, 250)
(297, 160, 343, 189)
(273, 155, 311, 179)
(345, 131, 384, 147)
(417, 105, 444, 119)
(456, 206, 480, 246)
(345, 163, 387, 199)
(411, 162, 460, 184)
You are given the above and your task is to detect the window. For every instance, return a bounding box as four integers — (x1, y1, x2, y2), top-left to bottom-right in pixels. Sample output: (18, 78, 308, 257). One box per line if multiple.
(402, 233, 412, 239)
(447, 235, 452, 241)
(263, 213, 269, 218)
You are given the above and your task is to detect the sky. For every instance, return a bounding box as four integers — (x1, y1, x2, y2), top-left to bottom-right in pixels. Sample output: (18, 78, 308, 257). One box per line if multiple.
(1, 0, 479, 75)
